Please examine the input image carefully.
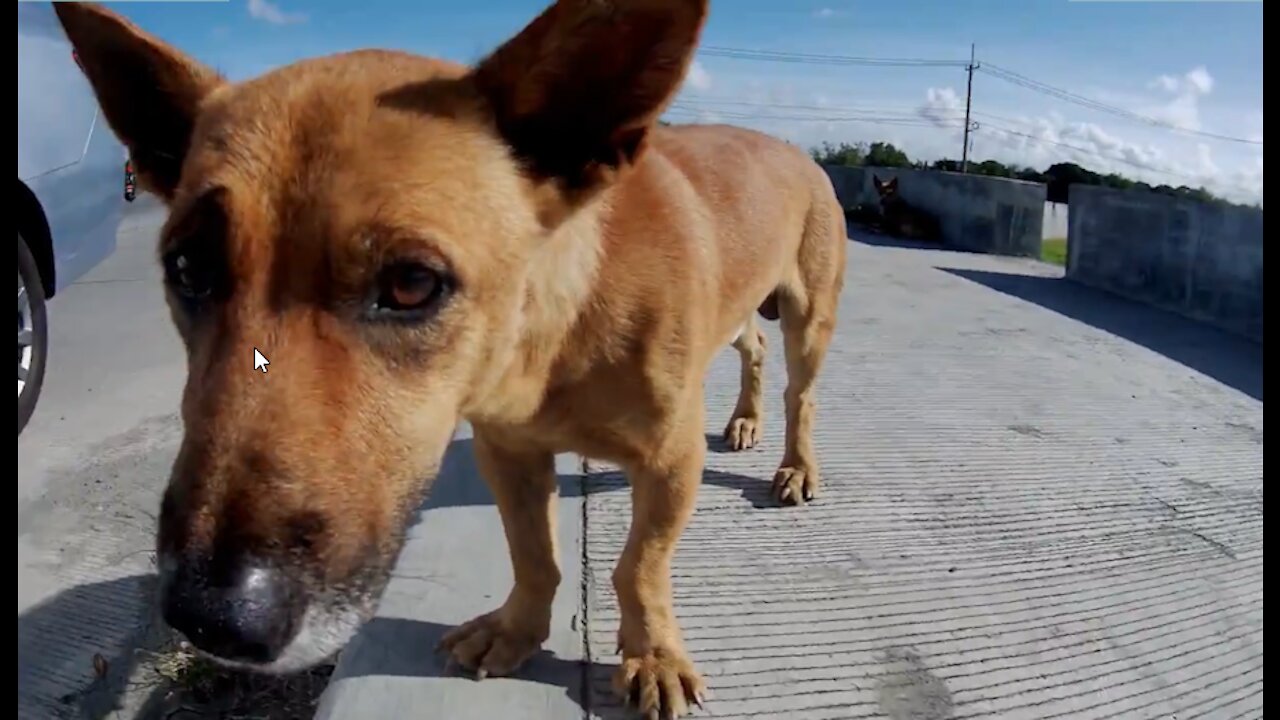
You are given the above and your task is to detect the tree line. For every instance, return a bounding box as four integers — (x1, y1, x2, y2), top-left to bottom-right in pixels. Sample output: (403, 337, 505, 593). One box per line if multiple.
(809, 140, 1253, 208)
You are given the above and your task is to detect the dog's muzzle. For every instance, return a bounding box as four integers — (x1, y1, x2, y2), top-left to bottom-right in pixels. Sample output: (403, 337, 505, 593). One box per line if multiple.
(159, 553, 302, 665)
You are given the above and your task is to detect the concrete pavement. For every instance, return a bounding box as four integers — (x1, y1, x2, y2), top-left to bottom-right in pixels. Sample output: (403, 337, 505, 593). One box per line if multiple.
(18, 204, 1263, 720)
(578, 240, 1263, 719)
(315, 423, 590, 719)
(323, 233, 1263, 718)
(18, 198, 185, 719)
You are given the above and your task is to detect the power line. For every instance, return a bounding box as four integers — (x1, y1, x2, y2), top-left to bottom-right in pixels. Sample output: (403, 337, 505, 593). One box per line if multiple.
(692, 44, 1262, 147)
(978, 62, 1262, 146)
(671, 99, 950, 123)
(669, 101, 1254, 195)
(674, 96, 1044, 131)
(698, 45, 967, 68)
(672, 99, 1153, 171)
(672, 97, 1208, 178)
(666, 114, 957, 130)
(676, 96, 937, 114)
(667, 103, 961, 129)
(675, 95, 1132, 136)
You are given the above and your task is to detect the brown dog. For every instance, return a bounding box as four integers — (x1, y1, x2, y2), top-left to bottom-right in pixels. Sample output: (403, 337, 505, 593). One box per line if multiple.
(55, 1, 845, 716)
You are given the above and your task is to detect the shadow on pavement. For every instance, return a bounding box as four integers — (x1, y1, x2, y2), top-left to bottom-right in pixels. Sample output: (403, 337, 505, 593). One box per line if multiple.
(438, 436, 789, 510)
(941, 267, 1263, 401)
(853, 232, 946, 251)
(18, 436, 785, 719)
(18, 573, 331, 720)
(583, 460, 780, 511)
(18, 574, 159, 720)
(847, 222, 978, 254)
(334, 617, 594, 710)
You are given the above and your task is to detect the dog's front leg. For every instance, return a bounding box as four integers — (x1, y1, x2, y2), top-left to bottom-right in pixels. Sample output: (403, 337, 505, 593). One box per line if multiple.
(438, 432, 560, 678)
(613, 425, 706, 718)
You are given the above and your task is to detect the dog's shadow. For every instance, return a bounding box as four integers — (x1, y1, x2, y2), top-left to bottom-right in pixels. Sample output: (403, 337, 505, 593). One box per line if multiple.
(336, 619, 660, 720)
(437, 435, 789, 512)
(704, 431, 740, 454)
(330, 616, 598, 714)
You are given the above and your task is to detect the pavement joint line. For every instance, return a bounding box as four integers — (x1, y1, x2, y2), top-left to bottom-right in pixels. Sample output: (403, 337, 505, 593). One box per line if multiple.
(577, 452, 594, 720)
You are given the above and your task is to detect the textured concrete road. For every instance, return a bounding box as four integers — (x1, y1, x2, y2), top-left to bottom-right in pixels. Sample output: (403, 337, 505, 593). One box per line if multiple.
(17, 204, 1262, 720)
(17, 198, 185, 720)
(324, 233, 1263, 719)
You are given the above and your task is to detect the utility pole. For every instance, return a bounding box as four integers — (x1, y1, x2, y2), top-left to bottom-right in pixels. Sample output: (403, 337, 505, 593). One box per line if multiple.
(961, 43, 977, 173)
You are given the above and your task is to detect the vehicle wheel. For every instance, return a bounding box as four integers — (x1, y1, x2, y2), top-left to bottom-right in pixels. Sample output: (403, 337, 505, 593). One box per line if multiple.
(18, 234, 48, 434)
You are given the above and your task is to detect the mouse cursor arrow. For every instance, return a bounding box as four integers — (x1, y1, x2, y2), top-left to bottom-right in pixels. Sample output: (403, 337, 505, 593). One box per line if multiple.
(253, 348, 270, 373)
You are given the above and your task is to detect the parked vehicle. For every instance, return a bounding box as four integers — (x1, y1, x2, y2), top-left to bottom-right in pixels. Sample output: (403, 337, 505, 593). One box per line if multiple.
(18, 2, 128, 433)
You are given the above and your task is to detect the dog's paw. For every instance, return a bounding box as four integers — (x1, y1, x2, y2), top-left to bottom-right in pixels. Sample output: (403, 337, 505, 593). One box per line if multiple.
(613, 647, 706, 719)
(722, 415, 762, 451)
(437, 609, 547, 679)
(772, 465, 819, 506)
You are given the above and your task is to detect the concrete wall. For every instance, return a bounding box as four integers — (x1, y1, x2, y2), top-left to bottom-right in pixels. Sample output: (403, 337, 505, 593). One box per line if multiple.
(1043, 201, 1069, 240)
(824, 165, 1046, 258)
(1067, 184, 1263, 341)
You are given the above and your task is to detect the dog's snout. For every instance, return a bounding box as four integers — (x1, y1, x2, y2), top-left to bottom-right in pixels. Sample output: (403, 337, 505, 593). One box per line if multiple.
(161, 556, 299, 664)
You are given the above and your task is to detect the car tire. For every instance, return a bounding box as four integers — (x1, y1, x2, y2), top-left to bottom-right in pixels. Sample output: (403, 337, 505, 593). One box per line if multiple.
(18, 233, 48, 434)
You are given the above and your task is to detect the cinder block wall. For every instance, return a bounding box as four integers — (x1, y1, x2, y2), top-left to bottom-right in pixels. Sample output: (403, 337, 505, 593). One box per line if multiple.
(1067, 184, 1263, 341)
(824, 165, 1046, 258)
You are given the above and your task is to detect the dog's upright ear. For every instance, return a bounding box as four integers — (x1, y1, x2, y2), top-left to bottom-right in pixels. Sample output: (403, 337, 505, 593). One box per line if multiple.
(872, 175, 884, 192)
(54, 2, 223, 200)
(473, 0, 710, 216)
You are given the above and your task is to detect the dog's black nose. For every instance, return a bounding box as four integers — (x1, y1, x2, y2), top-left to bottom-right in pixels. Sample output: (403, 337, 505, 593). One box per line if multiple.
(161, 556, 298, 664)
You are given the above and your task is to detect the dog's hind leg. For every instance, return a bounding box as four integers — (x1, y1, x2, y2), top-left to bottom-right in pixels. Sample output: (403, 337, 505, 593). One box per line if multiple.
(722, 316, 767, 450)
(772, 197, 845, 505)
(438, 432, 560, 677)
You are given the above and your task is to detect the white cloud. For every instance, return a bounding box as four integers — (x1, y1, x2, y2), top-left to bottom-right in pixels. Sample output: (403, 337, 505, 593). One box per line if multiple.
(1148, 66, 1214, 97)
(814, 7, 843, 18)
(247, 0, 307, 26)
(1140, 66, 1215, 131)
(984, 114, 1260, 204)
(1151, 75, 1181, 94)
(918, 86, 965, 128)
(667, 68, 1262, 206)
(1153, 92, 1203, 131)
(907, 84, 1262, 204)
(1185, 66, 1214, 95)
(1195, 142, 1219, 177)
(685, 61, 712, 92)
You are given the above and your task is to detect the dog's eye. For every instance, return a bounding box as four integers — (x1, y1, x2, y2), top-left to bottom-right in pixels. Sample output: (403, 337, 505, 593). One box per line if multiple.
(163, 250, 215, 303)
(370, 261, 449, 319)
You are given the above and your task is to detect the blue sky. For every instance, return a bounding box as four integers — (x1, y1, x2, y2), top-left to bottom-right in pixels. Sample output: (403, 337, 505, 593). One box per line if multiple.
(113, 0, 1264, 203)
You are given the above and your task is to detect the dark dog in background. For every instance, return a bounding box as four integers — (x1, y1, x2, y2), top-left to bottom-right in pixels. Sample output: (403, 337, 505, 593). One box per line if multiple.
(873, 174, 942, 242)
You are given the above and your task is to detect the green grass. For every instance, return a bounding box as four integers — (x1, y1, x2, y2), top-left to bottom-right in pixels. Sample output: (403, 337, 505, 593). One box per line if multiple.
(1041, 237, 1067, 266)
